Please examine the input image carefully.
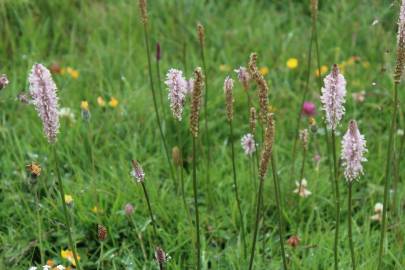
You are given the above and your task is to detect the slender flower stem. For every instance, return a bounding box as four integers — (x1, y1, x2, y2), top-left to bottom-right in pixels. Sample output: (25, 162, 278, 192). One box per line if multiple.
(229, 121, 247, 258)
(348, 182, 356, 270)
(97, 242, 104, 270)
(290, 29, 313, 184)
(142, 22, 175, 184)
(271, 155, 288, 270)
(129, 217, 147, 261)
(192, 137, 201, 270)
(198, 33, 212, 209)
(156, 55, 166, 119)
(52, 145, 81, 270)
(141, 182, 158, 240)
(378, 83, 399, 269)
(35, 188, 45, 265)
(331, 131, 340, 270)
(248, 174, 264, 270)
(392, 122, 405, 216)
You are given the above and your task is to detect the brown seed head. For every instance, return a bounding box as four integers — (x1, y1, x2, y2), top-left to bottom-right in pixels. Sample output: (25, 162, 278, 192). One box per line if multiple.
(259, 113, 275, 179)
(248, 53, 269, 125)
(299, 129, 309, 150)
(189, 67, 204, 138)
(310, 0, 318, 22)
(98, 224, 107, 241)
(197, 23, 205, 48)
(172, 146, 182, 167)
(249, 107, 257, 134)
(224, 76, 234, 122)
(138, 0, 148, 25)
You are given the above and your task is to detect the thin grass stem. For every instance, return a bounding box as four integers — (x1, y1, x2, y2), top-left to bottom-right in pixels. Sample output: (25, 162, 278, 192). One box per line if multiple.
(348, 182, 356, 270)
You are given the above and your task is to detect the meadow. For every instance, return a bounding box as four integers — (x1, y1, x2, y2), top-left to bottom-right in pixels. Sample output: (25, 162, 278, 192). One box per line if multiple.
(0, 0, 404, 269)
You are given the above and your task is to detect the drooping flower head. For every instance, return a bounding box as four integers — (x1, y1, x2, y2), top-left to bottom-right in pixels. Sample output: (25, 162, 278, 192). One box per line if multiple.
(165, 69, 187, 121)
(341, 120, 367, 182)
(131, 160, 145, 182)
(224, 76, 234, 121)
(241, 133, 256, 156)
(29, 64, 60, 144)
(394, 0, 405, 83)
(234, 66, 250, 91)
(320, 64, 346, 130)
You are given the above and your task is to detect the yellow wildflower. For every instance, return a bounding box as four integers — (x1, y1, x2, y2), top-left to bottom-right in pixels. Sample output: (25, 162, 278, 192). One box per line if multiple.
(259, 66, 269, 76)
(109, 97, 119, 108)
(286, 58, 298, 69)
(64, 194, 73, 205)
(308, 117, 316, 126)
(315, 65, 328, 77)
(80, 100, 89, 111)
(61, 249, 80, 266)
(66, 67, 79, 80)
(268, 105, 277, 113)
(91, 206, 103, 214)
(97, 96, 106, 107)
(219, 64, 231, 72)
(362, 61, 370, 69)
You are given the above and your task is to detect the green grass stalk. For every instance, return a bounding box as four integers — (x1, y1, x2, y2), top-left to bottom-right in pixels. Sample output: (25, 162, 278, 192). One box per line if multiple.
(192, 137, 201, 270)
(330, 131, 340, 270)
(348, 182, 356, 270)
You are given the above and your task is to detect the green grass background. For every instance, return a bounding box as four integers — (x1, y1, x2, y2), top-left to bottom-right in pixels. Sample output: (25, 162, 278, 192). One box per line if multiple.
(0, 0, 404, 269)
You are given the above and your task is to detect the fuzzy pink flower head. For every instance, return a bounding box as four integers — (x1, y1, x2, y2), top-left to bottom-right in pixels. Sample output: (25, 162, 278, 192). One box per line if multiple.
(320, 64, 346, 130)
(341, 120, 367, 182)
(29, 63, 60, 144)
(124, 203, 134, 216)
(241, 133, 256, 156)
(164, 69, 187, 121)
(131, 160, 145, 182)
(302, 101, 316, 117)
(234, 66, 250, 90)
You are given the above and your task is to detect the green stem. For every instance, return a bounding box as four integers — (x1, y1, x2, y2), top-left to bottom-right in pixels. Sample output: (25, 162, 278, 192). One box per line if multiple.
(229, 121, 247, 259)
(35, 188, 45, 265)
(271, 155, 288, 270)
(156, 58, 166, 119)
(97, 242, 103, 270)
(248, 174, 264, 270)
(192, 137, 201, 270)
(52, 145, 81, 270)
(142, 22, 175, 184)
(331, 131, 340, 270)
(129, 217, 148, 261)
(290, 29, 313, 184)
(348, 182, 356, 270)
(377, 83, 399, 269)
(199, 35, 212, 209)
(141, 182, 158, 241)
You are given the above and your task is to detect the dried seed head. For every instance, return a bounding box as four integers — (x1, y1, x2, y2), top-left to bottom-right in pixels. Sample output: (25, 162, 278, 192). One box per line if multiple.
(259, 113, 275, 179)
(0, 74, 9, 90)
(320, 64, 346, 130)
(249, 107, 257, 135)
(394, 0, 405, 83)
(197, 23, 205, 48)
(299, 129, 309, 150)
(172, 146, 182, 167)
(189, 67, 204, 138)
(310, 0, 318, 22)
(248, 53, 269, 125)
(29, 64, 60, 144)
(131, 160, 145, 182)
(155, 246, 166, 264)
(97, 224, 107, 241)
(224, 76, 234, 122)
(138, 0, 148, 24)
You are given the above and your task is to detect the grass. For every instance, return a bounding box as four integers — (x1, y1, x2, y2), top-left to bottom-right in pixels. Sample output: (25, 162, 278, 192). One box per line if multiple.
(0, 0, 404, 269)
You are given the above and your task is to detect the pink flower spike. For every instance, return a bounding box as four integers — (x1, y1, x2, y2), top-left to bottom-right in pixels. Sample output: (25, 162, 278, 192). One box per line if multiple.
(341, 120, 367, 182)
(234, 66, 250, 90)
(164, 69, 187, 121)
(302, 101, 316, 117)
(241, 133, 256, 156)
(131, 160, 145, 182)
(29, 64, 60, 144)
(320, 64, 346, 130)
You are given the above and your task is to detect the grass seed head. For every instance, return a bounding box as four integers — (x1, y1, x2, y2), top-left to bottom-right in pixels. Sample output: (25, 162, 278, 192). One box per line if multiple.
(189, 67, 204, 138)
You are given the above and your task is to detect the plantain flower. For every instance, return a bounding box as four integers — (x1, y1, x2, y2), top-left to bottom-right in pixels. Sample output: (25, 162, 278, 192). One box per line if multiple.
(29, 64, 60, 143)
(131, 160, 145, 182)
(241, 133, 256, 156)
(234, 66, 250, 90)
(224, 76, 234, 121)
(165, 69, 187, 121)
(320, 64, 346, 130)
(341, 120, 367, 181)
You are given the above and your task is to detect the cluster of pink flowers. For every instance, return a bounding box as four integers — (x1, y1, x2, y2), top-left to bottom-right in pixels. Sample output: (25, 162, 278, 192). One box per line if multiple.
(29, 64, 60, 143)
(165, 69, 187, 121)
(241, 133, 256, 156)
(320, 65, 346, 130)
(341, 120, 367, 181)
